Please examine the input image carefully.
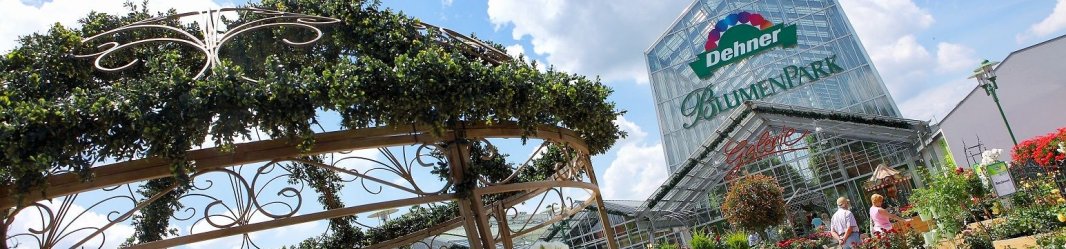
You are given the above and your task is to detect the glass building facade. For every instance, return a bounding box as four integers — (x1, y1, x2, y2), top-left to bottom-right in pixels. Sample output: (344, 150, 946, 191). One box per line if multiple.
(646, 0, 900, 173)
(544, 0, 938, 248)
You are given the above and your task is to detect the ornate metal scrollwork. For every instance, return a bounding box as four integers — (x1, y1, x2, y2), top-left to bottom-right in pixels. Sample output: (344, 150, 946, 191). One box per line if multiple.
(5, 124, 616, 248)
(4, 184, 140, 249)
(171, 163, 306, 248)
(75, 8, 340, 81)
(412, 21, 512, 65)
(291, 144, 452, 196)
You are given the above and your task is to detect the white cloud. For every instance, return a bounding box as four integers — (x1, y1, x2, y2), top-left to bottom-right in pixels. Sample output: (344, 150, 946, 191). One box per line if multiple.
(486, 0, 689, 84)
(601, 116, 667, 200)
(1018, 0, 1066, 42)
(0, 0, 229, 53)
(936, 42, 978, 73)
(839, 0, 937, 97)
(441, 0, 454, 7)
(839, 0, 980, 120)
(839, 0, 933, 45)
(897, 78, 976, 122)
(505, 44, 526, 59)
(7, 201, 135, 249)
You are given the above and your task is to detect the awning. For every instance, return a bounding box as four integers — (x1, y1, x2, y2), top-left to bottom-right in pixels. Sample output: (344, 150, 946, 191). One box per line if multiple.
(639, 101, 930, 214)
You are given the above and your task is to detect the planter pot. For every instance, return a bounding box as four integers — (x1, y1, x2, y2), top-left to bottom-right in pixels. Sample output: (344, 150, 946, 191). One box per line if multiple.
(992, 235, 1037, 249)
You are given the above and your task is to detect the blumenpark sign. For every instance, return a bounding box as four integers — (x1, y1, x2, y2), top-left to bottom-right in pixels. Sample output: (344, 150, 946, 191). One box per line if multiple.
(681, 54, 845, 128)
(689, 11, 798, 80)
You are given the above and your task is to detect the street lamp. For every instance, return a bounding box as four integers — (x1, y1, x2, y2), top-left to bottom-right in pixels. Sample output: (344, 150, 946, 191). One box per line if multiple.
(968, 59, 1019, 146)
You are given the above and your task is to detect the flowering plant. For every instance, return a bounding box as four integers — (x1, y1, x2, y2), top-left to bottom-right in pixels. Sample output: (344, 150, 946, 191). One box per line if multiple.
(1012, 127, 1066, 167)
(772, 232, 833, 249)
(852, 227, 921, 249)
(982, 148, 1003, 166)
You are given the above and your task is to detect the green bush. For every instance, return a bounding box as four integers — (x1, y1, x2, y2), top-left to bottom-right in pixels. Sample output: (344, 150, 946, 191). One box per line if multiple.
(990, 175, 1066, 241)
(1037, 228, 1066, 249)
(909, 167, 972, 240)
(691, 230, 722, 249)
(724, 231, 751, 249)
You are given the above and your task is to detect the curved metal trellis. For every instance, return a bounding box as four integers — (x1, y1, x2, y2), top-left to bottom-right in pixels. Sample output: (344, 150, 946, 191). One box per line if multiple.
(2, 8, 617, 249)
(1, 122, 619, 249)
(75, 8, 339, 82)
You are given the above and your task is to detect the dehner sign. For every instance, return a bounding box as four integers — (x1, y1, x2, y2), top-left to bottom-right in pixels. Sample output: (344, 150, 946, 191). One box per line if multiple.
(689, 11, 797, 80)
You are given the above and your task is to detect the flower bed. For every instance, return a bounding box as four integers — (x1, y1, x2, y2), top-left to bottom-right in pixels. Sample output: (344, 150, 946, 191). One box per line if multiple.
(853, 228, 924, 249)
(772, 232, 833, 249)
(1012, 127, 1066, 167)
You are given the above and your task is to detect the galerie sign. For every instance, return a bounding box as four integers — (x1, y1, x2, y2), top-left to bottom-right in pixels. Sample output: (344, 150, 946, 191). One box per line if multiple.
(689, 11, 798, 80)
(722, 127, 810, 179)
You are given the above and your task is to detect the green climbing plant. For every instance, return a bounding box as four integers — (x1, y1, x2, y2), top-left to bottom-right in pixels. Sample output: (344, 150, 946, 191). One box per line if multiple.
(0, 0, 624, 246)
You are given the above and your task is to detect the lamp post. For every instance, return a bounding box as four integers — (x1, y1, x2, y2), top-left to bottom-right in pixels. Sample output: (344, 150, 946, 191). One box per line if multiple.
(968, 59, 1019, 146)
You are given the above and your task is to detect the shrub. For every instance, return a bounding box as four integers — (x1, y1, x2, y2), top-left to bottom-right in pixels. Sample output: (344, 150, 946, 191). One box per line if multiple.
(691, 230, 725, 249)
(1037, 227, 1066, 249)
(721, 174, 786, 237)
(724, 231, 751, 249)
(909, 167, 971, 240)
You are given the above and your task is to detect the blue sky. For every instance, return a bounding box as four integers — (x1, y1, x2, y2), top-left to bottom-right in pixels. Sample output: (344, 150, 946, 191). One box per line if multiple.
(2, 0, 1066, 247)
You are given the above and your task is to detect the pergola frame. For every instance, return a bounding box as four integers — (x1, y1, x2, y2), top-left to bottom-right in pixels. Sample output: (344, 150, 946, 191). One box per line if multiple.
(0, 7, 620, 249)
(2, 122, 620, 248)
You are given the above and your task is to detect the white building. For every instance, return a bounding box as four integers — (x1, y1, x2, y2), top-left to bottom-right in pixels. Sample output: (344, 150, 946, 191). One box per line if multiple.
(938, 34, 1066, 167)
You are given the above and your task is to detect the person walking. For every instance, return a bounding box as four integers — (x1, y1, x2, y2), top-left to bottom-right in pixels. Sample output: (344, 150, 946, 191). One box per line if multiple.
(831, 197, 861, 249)
(869, 194, 906, 234)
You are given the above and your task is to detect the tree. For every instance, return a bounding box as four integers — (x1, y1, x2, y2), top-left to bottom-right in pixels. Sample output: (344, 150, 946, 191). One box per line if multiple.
(721, 174, 786, 239)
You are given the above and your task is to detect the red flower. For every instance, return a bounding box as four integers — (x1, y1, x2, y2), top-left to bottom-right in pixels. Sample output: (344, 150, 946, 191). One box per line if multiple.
(1013, 127, 1066, 167)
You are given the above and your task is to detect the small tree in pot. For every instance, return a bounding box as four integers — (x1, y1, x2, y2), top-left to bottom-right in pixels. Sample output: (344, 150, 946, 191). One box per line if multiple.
(721, 174, 787, 242)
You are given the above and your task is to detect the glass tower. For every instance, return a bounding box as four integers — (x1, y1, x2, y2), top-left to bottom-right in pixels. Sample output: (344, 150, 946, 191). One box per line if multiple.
(646, 0, 900, 173)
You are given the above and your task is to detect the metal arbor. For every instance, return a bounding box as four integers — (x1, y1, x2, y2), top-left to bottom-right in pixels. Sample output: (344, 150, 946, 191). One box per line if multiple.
(0, 8, 619, 249)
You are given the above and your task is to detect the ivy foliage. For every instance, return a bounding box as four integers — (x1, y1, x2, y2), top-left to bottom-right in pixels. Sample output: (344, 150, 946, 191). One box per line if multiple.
(0, 0, 622, 196)
(1, 0, 623, 246)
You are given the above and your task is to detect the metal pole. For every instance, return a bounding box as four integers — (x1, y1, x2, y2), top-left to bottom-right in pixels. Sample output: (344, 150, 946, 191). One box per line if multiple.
(986, 80, 1019, 146)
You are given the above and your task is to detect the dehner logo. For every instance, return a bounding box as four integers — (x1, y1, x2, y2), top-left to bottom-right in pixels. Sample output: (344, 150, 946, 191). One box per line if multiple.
(689, 11, 798, 79)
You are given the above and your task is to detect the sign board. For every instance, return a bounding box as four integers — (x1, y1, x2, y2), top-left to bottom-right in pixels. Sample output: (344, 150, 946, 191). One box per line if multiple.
(722, 126, 809, 179)
(984, 161, 1017, 196)
(689, 11, 798, 79)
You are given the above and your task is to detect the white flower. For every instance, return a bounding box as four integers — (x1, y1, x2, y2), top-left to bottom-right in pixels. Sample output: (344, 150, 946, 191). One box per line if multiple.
(981, 148, 1003, 165)
(1057, 142, 1065, 154)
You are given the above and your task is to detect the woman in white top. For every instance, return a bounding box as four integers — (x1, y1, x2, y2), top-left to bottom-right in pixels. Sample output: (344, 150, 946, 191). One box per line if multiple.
(869, 194, 906, 233)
